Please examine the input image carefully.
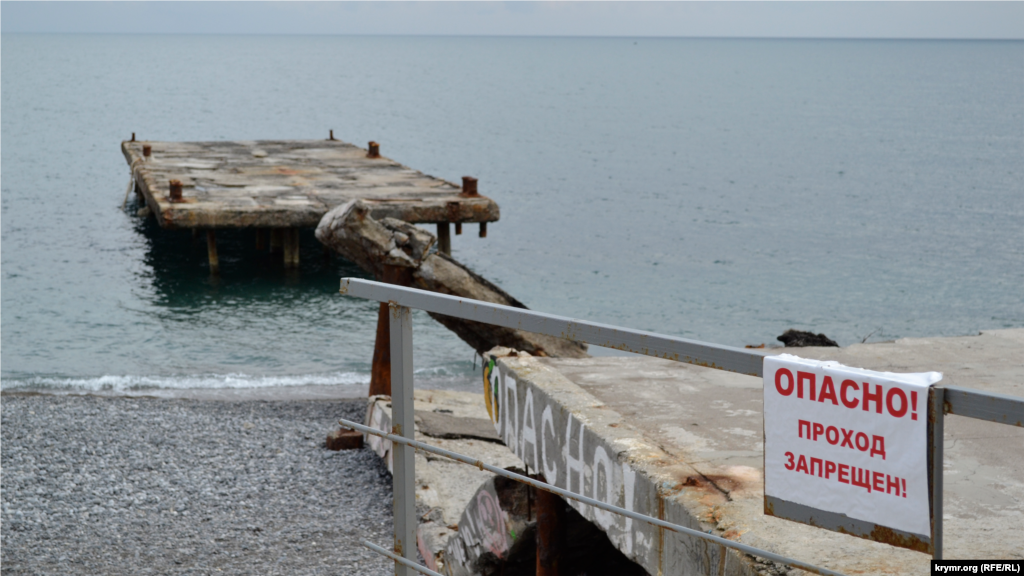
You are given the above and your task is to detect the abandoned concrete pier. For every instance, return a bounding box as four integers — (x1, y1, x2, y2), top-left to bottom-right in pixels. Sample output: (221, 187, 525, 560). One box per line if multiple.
(121, 134, 588, 400)
(122, 135, 499, 272)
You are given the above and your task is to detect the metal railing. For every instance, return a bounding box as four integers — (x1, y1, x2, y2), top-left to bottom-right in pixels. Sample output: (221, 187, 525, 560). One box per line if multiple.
(339, 277, 1024, 575)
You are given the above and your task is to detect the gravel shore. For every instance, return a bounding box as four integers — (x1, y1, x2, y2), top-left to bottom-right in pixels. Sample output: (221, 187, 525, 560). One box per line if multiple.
(1, 394, 395, 575)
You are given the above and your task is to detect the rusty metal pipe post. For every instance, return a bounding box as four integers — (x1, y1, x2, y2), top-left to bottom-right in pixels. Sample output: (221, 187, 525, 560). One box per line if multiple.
(367, 141, 380, 158)
(454, 222, 462, 235)
(461, 176, 478, 197)
(131, 132, 136, 142)
(368, 265, 413, 397)
(169, 179, 183, 202)
(143, 144, 152, 158)
(369, 302, 392, 397)
(535, 487, 564, 576)
(329, 129, 335, 141)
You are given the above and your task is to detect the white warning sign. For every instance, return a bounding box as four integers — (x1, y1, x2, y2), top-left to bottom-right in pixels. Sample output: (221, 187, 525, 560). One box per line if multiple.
(763, 354, 941, 537)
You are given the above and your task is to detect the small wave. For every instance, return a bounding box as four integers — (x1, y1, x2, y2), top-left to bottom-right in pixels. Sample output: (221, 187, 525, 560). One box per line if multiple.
(1, 372, 370, 393)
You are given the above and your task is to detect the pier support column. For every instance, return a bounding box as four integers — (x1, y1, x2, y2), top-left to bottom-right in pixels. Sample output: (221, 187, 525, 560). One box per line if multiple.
(255, 228, 266, 251)
(436, 222, 451, 255)
(283, 228, 300, 268)
(269, 229, 283, 253)
(206, 230, 220, 275)
(536, 488, 564, 576)
(368, 264, 413, 397)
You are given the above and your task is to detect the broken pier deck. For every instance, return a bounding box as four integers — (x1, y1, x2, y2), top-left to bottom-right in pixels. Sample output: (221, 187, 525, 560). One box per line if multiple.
(122, 137, 499, 270)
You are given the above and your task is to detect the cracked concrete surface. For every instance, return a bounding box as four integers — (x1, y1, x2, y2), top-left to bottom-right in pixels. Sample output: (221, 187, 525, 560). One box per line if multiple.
(525, 329, 1023, 575)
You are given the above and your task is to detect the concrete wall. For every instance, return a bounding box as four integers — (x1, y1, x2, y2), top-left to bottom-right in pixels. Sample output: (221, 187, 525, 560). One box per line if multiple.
(484, 350, 759, 576)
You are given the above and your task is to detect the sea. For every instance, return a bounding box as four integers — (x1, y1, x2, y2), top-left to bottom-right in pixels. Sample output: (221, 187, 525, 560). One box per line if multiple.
(2, 34, 1022, 398)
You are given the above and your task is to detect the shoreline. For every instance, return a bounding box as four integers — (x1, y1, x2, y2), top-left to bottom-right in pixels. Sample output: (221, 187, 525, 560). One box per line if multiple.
(0, 383, 371, 402)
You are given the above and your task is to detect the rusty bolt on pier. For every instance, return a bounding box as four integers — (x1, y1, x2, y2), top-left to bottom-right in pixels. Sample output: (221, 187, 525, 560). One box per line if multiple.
(143, 144, 152, 158)
(367, 141, 381, 158)
(168, 179, 183, 202)
(461, 176, 479, 197)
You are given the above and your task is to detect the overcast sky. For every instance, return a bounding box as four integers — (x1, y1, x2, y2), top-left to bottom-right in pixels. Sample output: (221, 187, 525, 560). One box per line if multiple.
(2, 1, 1022, 39)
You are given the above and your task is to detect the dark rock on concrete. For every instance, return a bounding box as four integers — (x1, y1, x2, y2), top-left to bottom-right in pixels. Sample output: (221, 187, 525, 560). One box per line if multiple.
(777, 329, 839, 347)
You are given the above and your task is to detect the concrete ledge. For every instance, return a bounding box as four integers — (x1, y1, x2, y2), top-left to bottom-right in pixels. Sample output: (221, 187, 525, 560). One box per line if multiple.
(485, 329, 1024, 575)
(362, 390, 525, 574)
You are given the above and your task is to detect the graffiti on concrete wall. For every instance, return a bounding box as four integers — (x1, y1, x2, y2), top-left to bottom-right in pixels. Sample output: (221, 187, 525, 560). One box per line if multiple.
(445, 477, 534, 576)
(482, 357, 655, 563)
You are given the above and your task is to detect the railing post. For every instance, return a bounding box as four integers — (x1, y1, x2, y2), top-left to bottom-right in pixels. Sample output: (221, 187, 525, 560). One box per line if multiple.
(390, 303, 415, 575)
(928, 387, 944, 559)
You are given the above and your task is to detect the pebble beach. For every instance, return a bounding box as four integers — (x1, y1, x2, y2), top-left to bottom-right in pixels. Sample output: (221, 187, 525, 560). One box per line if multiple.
(1, 394, 395, 575)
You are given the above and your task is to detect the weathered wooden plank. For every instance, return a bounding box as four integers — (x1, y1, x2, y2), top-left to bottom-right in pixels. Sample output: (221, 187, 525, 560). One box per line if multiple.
(122, 139, 501, 230)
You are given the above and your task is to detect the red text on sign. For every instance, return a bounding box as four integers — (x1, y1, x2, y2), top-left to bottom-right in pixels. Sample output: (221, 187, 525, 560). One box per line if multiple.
(798, 419, 887, 459)
(783, 451, 907, 497)
(774, 368, 919, 421)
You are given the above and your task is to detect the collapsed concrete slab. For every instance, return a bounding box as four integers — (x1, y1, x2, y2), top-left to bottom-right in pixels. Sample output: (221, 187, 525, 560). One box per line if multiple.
(316, 199, 588, 359)
(479, 330, 1024, 575)
(361, 389, 649, 576)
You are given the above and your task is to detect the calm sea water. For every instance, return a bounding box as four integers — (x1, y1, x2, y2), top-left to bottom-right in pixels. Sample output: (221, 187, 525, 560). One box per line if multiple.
(2, 35, 1022, 395)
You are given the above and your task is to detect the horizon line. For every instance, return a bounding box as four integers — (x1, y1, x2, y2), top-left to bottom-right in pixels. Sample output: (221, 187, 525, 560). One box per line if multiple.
(4, 31, 1023, 41)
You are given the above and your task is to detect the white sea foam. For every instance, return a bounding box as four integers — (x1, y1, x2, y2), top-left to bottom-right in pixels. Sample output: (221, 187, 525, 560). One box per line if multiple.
(2, 372, 370, 393)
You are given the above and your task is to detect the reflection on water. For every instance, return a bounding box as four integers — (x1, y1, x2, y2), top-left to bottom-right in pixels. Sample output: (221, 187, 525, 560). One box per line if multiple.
(134, 203, 365, 308)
